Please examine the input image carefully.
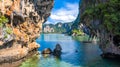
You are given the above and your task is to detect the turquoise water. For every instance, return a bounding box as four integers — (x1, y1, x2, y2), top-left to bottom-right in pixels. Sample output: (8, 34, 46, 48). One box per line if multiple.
(20, 34, 120, 67)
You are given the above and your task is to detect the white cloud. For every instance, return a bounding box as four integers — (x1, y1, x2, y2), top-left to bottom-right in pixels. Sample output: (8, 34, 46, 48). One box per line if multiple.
(45, 3, 79, 24)
(45, 21, 52, 24)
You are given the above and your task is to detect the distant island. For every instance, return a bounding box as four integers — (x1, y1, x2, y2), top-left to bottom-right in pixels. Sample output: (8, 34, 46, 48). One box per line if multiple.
(43, 22, 73, 34)
(43, 22, 85, 36)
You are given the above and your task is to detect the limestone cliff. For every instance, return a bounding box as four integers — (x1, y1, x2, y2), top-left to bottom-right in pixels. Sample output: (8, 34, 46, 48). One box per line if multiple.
(0, 0, 54, 64)
(0, 0, 53, 48)
(76, 0, 120, 55)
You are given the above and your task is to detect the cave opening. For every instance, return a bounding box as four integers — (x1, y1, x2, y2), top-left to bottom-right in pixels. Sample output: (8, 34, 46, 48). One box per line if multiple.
(113, 35, 120, 47)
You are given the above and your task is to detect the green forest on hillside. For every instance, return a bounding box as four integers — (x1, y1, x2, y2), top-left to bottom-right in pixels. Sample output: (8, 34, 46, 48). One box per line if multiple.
(81, 0, 120, 35)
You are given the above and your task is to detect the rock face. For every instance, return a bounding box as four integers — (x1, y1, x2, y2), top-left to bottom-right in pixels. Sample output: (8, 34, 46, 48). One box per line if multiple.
(0, 0, 54, 47)
(0, 0, 54, 64)
(43, 25, 55, 33)
(76, 0, 120, 55)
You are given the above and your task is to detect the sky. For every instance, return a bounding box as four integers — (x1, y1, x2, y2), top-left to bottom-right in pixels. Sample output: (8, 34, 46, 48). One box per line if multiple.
(45, 0, 80, 24)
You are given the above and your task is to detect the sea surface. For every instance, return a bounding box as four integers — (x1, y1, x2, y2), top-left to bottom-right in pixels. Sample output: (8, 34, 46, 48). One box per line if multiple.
(20, 34, 120, 67)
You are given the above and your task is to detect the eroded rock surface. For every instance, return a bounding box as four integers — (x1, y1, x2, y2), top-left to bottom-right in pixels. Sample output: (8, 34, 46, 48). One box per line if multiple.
(0, 0, 54, 64)
(0, 0, 54, 47)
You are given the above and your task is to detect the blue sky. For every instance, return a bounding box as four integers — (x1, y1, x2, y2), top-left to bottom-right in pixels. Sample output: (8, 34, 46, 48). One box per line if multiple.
(45, 0, 80, 24)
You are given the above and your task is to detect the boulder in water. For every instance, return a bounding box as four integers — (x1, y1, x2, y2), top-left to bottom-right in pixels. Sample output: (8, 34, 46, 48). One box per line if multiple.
(53, 44, 62, 57)
(42, 48, 52, 54)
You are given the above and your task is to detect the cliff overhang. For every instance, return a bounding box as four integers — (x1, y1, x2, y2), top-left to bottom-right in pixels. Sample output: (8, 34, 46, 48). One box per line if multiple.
(0, 0, 54, 65)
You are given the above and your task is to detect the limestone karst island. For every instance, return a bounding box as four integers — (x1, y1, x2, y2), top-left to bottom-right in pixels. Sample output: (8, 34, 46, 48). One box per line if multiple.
(0, 0, 120, 67)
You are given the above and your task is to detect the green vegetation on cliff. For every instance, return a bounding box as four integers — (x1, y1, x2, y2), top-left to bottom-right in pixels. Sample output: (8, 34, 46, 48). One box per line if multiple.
(0, 13, 13, 39)
(81, 0, 120, 35)
(0, 15, 8, 27)
(72, 29, 85, 36)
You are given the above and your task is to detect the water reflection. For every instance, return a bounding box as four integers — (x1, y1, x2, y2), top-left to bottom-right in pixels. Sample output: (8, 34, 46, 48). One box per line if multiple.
(37, 34, 73, 41)
(42, 54, 51, 58)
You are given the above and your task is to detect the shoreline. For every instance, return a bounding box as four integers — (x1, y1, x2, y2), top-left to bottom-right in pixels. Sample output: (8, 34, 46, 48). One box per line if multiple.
(0, 49, 39, 67)
(0, 50, 39, 67)
(101, 52, 120, 60)
(0, 42, 40, 67)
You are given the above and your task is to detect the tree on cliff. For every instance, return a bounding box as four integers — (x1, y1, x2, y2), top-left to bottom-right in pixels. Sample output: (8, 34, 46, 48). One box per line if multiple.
(80, 0, 120, 48)
(81, 0, 120, 36)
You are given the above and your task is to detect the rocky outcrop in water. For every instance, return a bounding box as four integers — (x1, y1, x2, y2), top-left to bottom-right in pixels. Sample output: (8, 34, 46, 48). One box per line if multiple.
(0, 0, 54, 64)
(53, 44, 62, 57)
(75, 0, 120, 56)
(42, 44, 62, 57)
(42, 48, 52, 54)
